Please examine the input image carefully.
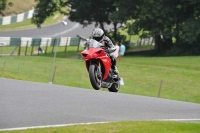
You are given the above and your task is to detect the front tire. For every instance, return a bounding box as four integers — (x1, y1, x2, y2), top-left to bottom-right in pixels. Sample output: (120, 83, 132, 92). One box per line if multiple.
(89, 65, 101, 90)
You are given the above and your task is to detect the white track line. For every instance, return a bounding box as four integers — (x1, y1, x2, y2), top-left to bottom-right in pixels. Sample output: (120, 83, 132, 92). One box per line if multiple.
(0, 121, 111, 131)
(51, 23, 80, 37)
(158, 118, 200, 121)
(1, 119, 200, 131)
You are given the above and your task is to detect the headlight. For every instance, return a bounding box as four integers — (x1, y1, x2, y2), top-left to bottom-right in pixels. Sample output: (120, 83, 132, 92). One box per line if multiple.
(81, 54, 88, 58)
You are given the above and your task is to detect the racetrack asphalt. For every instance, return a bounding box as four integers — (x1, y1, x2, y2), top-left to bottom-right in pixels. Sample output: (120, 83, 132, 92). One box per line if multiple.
(1, 78, 200, 130)
(0, 18, 115, 38)
(0, 19, 200, 130)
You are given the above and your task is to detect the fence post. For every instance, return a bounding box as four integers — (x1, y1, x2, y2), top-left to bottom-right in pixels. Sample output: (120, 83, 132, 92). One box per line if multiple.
(18, 40, 21, 56)
(10, 46, 16, 56)
(64, 38, 68, 52)
(0, 43, 3, 56)
(31, 40, 34, 56)
(38, 40, 41, 55)
(45, 39, 49, 54)
(25, 41, 29, 55)
(52, 66, 57, 84)
(38, 41, 41, 55)
(52, 38, 56, 53)
(158, 80, 163, 98)
(77, 37, 81, 52)
(2, 61, 6, 73)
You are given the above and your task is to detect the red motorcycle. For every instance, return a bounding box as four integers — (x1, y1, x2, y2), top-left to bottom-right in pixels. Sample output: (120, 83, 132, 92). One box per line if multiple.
(81, 39, 120, 92)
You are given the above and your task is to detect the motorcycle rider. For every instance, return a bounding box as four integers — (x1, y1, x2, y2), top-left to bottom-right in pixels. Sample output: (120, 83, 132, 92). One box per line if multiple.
(91, 28, 118, 77)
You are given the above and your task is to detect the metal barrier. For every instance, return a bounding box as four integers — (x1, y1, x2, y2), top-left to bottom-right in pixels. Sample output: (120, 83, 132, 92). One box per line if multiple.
(0, 9, 34, 25)
(0, 37, 87, 56)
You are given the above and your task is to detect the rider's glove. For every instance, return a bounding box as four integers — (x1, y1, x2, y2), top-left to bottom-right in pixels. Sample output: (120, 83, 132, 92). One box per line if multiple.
(107, 47, 116, 53)
(105, 49, 110, 53)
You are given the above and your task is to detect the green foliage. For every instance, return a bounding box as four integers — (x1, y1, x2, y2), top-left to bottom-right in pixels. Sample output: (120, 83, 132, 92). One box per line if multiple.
(114, 0, 200, 54)
(32, 0, 68, 28)
(0, 0, 7, 12)
(32, 0, 200, 55)
(0, 0, 13, 14)
(68, 0, 121, 38)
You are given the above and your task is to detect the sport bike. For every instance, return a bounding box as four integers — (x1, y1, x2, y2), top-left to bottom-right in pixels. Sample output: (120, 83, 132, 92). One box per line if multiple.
(81, 39, 120, 92)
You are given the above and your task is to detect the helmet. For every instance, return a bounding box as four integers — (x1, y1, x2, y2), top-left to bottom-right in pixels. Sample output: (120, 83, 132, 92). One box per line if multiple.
(92, 28, 104, 42)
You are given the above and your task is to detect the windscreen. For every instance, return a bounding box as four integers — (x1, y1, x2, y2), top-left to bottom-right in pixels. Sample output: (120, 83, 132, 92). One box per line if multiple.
(87, 39, 102, 48)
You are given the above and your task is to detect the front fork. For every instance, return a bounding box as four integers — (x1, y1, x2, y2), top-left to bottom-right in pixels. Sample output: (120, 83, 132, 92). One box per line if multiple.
(90, 60, 102, 78)
(97, 61, 102, 78)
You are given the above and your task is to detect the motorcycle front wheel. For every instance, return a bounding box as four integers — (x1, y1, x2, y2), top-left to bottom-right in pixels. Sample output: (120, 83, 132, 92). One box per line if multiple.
(89, 65, 101, 90)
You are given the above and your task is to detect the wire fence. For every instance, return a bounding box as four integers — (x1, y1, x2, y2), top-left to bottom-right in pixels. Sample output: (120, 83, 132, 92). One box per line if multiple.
(0, 59, 199, 104)
(0, 36, 199, 103)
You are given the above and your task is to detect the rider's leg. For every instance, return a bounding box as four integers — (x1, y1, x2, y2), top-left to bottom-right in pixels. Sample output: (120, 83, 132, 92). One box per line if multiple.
(110, 55, 118, 74)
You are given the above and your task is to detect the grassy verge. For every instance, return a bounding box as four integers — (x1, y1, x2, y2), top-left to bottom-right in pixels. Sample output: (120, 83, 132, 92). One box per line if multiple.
(0, 47, 199, 103)
(0, 48, 199, 132)
(1, 121, 200, 133)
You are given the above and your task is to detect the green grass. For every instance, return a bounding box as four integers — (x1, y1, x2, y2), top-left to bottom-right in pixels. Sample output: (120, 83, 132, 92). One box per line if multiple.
(1, 3, 199, 132)
(1, 121, 200, 133)
(0, 47, 200, 103)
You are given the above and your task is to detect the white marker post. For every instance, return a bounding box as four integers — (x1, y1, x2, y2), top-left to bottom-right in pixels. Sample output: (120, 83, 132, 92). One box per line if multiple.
(49, 21, 68, 84)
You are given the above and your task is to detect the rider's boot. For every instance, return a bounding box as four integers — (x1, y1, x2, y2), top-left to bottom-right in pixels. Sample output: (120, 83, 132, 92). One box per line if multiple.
(112, 66, 119, 78)
(114, 66, 118, 74)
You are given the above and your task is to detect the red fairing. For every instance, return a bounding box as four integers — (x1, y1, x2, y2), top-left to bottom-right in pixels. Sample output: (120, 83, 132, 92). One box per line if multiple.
(81, 48, 111, 80)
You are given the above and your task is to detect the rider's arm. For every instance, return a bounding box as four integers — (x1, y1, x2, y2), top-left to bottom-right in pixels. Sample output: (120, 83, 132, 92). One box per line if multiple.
(103, 36, 116, 53)
(103, 36, 114, 47)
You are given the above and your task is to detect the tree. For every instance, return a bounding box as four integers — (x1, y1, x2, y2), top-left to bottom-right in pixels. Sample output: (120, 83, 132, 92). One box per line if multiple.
(32, 0, 112, 29)
(32, 0, 68, 28)
(115, 0, 173, 52)
(68, 0, 134, 41)
(32, 0, 125, 41)
(115, 0, 200, 54)
(68, 0, 116, 32)
(0, 0, 13, 15)
(32, 0, 200, 55)
(174, 0, 200, 50)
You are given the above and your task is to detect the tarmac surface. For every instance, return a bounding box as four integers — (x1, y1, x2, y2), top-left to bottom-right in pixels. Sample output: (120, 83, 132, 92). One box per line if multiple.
(1, 78, 200, 130)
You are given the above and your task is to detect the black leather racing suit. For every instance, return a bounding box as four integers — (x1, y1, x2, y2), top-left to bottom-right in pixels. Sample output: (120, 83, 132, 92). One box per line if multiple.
(100, 36, 117, 72)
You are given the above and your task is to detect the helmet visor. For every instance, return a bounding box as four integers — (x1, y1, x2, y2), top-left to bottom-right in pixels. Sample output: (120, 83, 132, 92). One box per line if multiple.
(93, 35, 104, 42)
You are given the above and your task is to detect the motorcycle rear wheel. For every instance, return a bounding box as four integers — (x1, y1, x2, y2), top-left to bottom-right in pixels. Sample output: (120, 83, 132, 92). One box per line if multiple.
(89, 65, 101, 90)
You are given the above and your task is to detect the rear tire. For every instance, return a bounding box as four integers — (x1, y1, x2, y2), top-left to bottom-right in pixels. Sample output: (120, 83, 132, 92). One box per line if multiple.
(89, 65, 101, 90)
